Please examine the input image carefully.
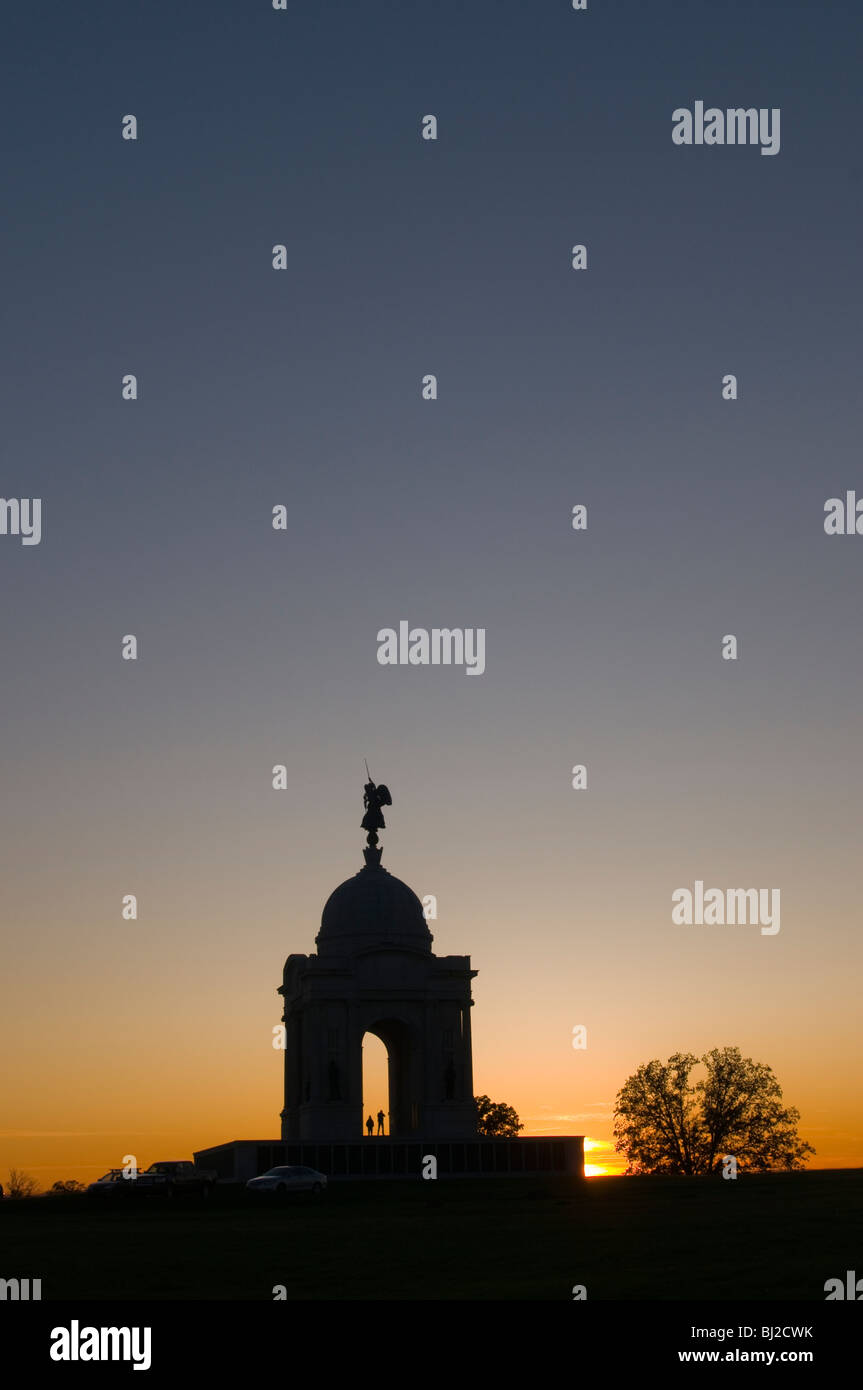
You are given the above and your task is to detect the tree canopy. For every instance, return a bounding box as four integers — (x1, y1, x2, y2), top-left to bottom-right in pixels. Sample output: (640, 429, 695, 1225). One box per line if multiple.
(613, 1047, 814, 1175)
(474, 1095, 523, 1137)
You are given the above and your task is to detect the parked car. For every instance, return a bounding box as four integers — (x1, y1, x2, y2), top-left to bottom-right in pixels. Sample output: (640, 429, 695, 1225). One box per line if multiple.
(86, 1169, 137, 1196)
(134, 1161, 217, 1198)
(246, 1165, 327, 1196)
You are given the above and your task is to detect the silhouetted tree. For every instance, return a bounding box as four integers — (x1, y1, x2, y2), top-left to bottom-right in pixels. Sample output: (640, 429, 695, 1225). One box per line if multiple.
(50, 1180, 85, 1194)
(613, 1047, 815, 1175)
(474, 1095, 523, 1137)
(7, 1169, 40, 1198)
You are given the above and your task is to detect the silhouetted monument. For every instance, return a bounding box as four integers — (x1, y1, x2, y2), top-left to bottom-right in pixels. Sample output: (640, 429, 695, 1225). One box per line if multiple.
(195, 777, 584, 1181)
(279, 775, 478, 1141)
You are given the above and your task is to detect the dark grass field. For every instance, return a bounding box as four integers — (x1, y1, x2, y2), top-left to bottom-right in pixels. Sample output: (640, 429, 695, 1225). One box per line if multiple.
(2, 1170, 860, 1300)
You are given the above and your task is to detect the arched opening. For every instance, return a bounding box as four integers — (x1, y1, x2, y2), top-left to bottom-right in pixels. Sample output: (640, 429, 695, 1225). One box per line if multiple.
(361, 1019, 415, 1137)
(362, 1030, 389, 1137)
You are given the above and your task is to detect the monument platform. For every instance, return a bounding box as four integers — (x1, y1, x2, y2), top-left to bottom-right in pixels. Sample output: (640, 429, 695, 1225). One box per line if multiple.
(195, 1135, 584, 1183)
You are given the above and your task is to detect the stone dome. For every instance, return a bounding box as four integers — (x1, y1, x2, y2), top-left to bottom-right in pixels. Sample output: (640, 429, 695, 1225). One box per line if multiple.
(316, 864, 433, 955)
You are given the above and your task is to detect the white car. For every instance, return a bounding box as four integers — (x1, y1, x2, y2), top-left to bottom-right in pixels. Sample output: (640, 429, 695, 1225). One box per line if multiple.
(246, 1165, 327, 1196)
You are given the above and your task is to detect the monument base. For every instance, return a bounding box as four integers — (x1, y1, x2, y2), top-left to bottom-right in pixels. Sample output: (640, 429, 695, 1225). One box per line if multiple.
(195, 1135, 584, 1183)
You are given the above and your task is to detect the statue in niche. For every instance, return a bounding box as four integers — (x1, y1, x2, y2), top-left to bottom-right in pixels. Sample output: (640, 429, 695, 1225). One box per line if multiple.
(328, 1057, 342, 1101)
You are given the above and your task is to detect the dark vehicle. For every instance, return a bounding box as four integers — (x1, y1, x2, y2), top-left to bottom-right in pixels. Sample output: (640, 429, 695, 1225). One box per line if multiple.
(134, 1160, 217, 1198)
(86, 1169, 137, 1196)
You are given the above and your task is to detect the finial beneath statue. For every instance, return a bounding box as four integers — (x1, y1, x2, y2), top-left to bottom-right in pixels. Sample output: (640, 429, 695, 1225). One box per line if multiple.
(361, 761, 392, 867)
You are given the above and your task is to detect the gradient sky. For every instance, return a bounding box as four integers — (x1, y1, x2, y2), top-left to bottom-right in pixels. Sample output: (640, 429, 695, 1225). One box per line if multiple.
(2, 0, 862, 1187)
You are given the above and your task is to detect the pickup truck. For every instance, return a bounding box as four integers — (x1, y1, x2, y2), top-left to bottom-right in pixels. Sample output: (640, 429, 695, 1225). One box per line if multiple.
(134, 1160, 217, 1198)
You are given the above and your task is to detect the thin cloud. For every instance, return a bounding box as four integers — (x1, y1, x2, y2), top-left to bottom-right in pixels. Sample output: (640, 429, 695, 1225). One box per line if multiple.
(0, 1129, 182, 1139)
